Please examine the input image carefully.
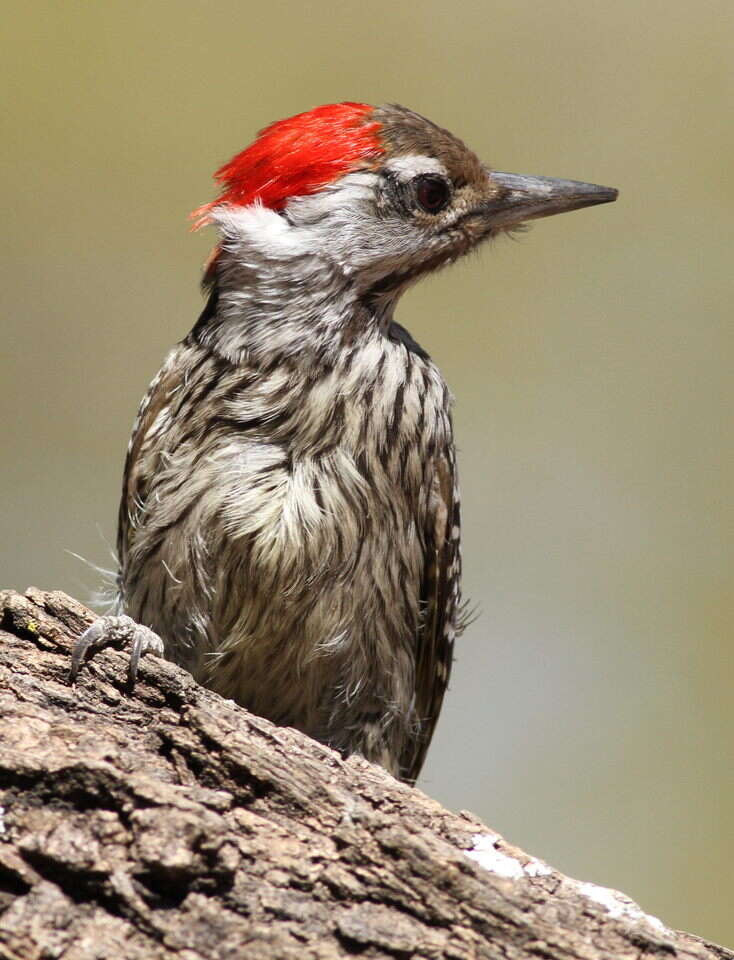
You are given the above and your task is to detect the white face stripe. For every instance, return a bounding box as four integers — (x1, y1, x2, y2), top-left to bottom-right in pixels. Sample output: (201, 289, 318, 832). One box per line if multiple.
(383, 155, 448, 183)
(211, 203, 314, 260)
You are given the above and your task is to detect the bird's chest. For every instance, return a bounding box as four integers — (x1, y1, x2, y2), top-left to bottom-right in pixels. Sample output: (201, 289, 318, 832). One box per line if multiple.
(289, 339, 452, 492)
(217, 342, 452, 583)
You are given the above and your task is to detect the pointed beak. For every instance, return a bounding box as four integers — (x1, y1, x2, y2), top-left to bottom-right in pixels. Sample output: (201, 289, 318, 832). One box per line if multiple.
(484, 171, 618, 228)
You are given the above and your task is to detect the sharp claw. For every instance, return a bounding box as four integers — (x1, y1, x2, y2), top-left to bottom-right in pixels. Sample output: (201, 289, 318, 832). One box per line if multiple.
(128, 634, 143, 688)
(127, 626, 164, 688)
(69, 619, 106, 682)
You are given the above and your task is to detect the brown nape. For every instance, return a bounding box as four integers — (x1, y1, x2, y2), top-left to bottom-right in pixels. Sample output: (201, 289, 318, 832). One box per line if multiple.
(372, 103, 488, 189)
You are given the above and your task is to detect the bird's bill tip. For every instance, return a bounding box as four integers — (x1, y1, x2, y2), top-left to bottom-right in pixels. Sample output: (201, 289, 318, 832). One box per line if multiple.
(486, 170, 618, 226)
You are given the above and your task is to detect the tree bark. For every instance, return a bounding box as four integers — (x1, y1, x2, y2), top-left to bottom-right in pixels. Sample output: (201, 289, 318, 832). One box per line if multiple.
(0, 587, 729, 960)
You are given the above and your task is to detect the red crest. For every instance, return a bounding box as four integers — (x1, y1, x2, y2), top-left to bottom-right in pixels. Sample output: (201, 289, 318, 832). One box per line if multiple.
(193, 102, 383, 227)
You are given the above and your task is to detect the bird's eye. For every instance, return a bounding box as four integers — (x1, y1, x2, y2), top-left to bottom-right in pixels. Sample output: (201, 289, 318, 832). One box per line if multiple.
(414, 175, 450, 215)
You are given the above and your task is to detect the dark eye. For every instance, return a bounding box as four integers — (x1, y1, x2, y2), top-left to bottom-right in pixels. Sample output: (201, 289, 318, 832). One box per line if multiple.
(414, 175, 450, 214)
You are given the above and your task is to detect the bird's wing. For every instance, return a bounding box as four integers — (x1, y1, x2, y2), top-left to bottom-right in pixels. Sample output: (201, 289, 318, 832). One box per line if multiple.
(117, 355, 181, 576)
(117, 339, 212, 578)
(401, 447, 462, 785)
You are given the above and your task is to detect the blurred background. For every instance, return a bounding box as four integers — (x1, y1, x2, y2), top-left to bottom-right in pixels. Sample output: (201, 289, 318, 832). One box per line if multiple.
(3, 0, 733, 943)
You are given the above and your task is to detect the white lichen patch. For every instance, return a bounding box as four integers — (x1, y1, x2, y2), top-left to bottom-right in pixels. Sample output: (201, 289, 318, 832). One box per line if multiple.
(0, 806, 5, 835)
(466, 833, 553, 879)
(578, 881, 669, 934)
(466, 833, 671, 939)
(466, 833, 523, 878)
(523, 857, 554, 878)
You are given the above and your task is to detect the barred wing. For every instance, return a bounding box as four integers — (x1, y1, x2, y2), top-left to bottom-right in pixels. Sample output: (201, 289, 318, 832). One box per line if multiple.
(402, 449, 462, 785)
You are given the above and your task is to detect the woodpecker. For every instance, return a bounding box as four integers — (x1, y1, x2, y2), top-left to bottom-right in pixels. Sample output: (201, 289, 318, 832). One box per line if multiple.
(70, 102, 617, 784)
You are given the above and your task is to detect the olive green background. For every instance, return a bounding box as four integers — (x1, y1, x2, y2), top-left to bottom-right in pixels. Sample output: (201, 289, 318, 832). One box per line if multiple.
(3, 0, 733, 944)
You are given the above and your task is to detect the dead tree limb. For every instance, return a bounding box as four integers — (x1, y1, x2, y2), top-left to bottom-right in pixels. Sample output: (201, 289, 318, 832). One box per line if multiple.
(0, 587, 730, 960)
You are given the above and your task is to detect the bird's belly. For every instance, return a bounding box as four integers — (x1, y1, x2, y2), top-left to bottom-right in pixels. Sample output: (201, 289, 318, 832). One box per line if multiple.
(126, 442, 426, 764)
(211, 463, 424, 741)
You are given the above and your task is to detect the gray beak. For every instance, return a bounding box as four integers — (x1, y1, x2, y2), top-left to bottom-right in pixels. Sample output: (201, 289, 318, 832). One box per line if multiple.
(486, 171, 618, 227)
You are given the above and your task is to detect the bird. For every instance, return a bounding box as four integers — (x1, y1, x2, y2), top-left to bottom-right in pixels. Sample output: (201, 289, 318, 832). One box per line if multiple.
(70, 102, 617, 784)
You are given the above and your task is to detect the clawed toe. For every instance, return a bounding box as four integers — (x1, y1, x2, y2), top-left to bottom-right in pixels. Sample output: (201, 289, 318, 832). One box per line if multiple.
(69, 615, 164, 687)
(125, 622, 165, 685)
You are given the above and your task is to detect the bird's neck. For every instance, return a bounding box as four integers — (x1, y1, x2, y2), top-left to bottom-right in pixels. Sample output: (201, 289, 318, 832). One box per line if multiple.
(189, 211, 398, 369)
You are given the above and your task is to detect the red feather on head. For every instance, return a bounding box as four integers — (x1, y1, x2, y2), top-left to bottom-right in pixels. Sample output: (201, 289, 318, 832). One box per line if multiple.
(192, 102, 383, 228)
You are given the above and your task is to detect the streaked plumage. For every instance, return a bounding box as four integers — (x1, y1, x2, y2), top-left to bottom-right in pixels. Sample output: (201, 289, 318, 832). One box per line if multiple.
(72, 102, 617, 783)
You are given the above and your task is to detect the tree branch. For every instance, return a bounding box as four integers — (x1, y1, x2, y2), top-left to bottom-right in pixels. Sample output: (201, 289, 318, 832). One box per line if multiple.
(0, 587, 729, 960)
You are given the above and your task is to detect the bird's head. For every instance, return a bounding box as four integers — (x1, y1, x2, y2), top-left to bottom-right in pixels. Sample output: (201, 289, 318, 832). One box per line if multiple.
(194, 102, 617, 312)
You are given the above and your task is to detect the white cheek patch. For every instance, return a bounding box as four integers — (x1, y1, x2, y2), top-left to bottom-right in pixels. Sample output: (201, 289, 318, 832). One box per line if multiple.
(212, 204, 314, 260)
(284, 171, 378, 226)
(384, 154, 448, 183)
(280, 171, 428, 279)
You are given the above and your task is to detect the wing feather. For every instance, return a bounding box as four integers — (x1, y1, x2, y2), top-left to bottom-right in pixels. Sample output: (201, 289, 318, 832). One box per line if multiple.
(402, 449, 462, 784)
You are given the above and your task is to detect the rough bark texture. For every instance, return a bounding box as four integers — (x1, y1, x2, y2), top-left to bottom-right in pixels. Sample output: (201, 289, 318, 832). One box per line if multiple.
(0, 587, 730, 960)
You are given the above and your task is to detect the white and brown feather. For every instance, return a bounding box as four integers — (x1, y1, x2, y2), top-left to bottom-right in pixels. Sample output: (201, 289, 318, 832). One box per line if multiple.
(118, 322, 460, 782)
(116, 104, 483, 783)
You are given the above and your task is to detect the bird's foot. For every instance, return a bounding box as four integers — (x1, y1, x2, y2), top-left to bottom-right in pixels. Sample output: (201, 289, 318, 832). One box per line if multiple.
(69, 614, 164, 688)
